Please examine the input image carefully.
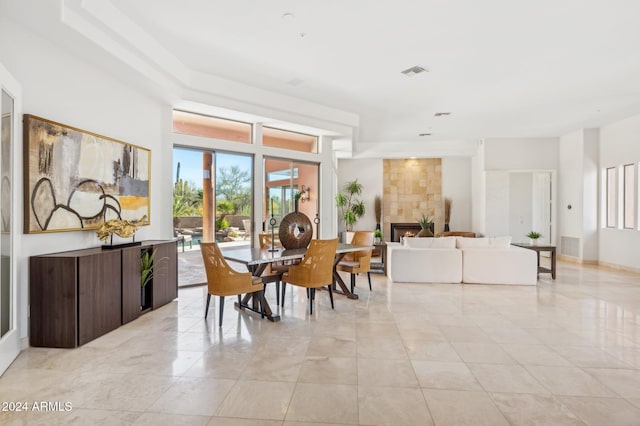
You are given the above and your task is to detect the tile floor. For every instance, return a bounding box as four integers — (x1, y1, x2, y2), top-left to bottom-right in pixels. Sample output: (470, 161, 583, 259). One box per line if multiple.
(2, 260, 640, 425)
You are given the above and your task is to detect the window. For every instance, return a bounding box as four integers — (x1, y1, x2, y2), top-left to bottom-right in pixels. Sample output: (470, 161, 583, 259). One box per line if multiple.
(173, 110, 252, 143)
(606, 167, 617, 228)
(623, 164, 635, 229)
(263, 127, 318, 153)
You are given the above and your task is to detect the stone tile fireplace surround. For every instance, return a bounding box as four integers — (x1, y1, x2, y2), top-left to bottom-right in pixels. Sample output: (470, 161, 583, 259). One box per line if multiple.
(383, 158, 442, 242)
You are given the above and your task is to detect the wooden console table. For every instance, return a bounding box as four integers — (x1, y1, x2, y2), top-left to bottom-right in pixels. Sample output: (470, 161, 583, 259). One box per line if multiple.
(511, 243, 556, 279)
(29, 240, 177, 348)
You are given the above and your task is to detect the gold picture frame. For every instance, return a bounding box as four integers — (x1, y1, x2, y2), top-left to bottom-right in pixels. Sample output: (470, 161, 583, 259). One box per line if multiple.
(23, 115, 151, 234)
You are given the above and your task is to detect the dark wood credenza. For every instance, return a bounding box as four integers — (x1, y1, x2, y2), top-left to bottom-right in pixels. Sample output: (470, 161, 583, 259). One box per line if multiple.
(29, 240, 177, 348)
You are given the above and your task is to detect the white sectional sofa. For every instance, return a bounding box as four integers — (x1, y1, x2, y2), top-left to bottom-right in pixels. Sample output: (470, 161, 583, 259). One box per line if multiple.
(388, 237, 462, 283)
(388, 236, 537, 285)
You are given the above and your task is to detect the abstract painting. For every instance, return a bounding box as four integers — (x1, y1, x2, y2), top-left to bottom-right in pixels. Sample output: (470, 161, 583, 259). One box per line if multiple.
(23, 115, 151, 233)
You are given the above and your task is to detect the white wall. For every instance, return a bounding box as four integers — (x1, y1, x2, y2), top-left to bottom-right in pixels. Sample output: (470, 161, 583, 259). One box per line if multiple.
(442, 157, 472, 231)
(0, 18, 173, 339)
(484, 171, 510, 236)
(558, 130, 584, 247)
(557, 129, 600, 261)
(582, 129, 599, 261)
(484, 138, 559, 170)
(599, 113, 640, 269)
(471, 141, 486, 235)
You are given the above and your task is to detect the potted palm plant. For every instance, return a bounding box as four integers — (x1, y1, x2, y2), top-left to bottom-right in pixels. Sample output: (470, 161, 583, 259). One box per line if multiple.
(336, 179, 365, 241)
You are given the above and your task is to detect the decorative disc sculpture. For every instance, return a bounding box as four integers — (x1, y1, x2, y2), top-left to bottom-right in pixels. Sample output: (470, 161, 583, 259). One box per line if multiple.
(279, 211, 313, 249)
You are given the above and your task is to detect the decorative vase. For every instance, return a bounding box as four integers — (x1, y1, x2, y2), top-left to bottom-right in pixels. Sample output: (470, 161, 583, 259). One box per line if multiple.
(444, 223, 450, 232)
(417, 228, 433, 237)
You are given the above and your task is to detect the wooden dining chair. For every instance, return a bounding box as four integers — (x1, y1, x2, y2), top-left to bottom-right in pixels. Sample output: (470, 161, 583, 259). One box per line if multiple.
(336, 231, 374, 292)
(200, 242, 264, 327)
(281, 238, 339, 314)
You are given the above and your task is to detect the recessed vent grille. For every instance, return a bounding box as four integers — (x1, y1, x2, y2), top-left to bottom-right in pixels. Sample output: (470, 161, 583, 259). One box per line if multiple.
(560, 236, 580, 257)
(401, 66, 428, 76)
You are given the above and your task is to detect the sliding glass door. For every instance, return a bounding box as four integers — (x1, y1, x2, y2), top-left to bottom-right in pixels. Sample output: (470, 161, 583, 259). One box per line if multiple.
(173, 147, 253, 247)
(264, 157, 319, 236)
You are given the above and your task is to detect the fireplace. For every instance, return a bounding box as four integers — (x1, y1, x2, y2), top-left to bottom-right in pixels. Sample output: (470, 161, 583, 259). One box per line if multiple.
(391, 222, 426, 242)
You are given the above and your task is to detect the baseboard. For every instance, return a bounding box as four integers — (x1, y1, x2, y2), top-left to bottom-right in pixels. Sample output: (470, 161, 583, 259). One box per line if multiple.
(557, 255, 597, 265)
(558, 255, 640, 274)
(596, 261, 640, 275)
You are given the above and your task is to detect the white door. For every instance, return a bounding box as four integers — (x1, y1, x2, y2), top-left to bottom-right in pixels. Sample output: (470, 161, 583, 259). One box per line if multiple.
(532, 172, 552, 245)
(0, 62, 21, 375)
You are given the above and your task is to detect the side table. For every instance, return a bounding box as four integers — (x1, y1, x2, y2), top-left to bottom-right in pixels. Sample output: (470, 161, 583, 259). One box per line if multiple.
(511, 243, 556, 279)
(371, 241, 387, 276)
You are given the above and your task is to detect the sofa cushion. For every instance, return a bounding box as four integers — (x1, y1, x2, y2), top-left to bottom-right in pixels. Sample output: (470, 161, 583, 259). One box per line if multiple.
(456, 237, 489, 248)
(455, 236, 512, 249)
(431, 236, 457, 248)
(404, 237, 434, 248)
(489, 236, 512, 248)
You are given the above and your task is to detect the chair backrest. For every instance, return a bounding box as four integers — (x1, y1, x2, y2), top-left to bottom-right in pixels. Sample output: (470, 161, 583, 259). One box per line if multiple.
(345, 231, 374, 261)
(296, 238, 339, 286)
(242, 219, 251, 232)
(259, 233, 282, 249)
(200, 242, 252, 296)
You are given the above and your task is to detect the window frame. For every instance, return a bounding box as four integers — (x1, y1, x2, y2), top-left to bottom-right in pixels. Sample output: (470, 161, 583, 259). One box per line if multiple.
(605, 166, 617, 228)
(622, 163, 636, 230)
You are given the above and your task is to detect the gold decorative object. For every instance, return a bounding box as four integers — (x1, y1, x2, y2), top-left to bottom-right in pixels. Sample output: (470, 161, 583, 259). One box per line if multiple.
(97, 215, 148, 243)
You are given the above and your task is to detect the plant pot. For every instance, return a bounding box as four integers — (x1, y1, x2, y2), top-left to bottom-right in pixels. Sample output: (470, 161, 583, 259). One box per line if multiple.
(417, 228, 433, 237)
(141, 284, 152, 310)
(530, 238, 539, 245)
(374, 237, 381, 244)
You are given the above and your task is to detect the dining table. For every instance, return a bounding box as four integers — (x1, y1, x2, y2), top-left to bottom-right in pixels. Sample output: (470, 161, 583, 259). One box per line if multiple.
(221, 243, 371, 321)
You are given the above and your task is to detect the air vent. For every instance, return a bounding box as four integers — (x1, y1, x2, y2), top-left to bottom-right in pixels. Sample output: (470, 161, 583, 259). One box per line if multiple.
(434, 112, 451, 117)
(401, 66, 428, 76)
(419, 133, 432, 137)
(560, 236, 580, 257)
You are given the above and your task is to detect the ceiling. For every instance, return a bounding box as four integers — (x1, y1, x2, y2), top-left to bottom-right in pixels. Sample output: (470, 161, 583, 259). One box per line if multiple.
(4, 0, 640, 156)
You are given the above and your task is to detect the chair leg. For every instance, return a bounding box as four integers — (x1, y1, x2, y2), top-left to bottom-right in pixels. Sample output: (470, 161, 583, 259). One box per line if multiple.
(367, 272, 372, 291)
(218, 296, 225, 327)
(328, 285, 334, 309)
(309, 288, 314, 314)
(205, 293, 211, 319)
(276, 281, 280, 306)
(281, 283, 287, 307)
(237, 294, 241, 305)
(350, 274, 356, 293)
(260, 289, 265, 319)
